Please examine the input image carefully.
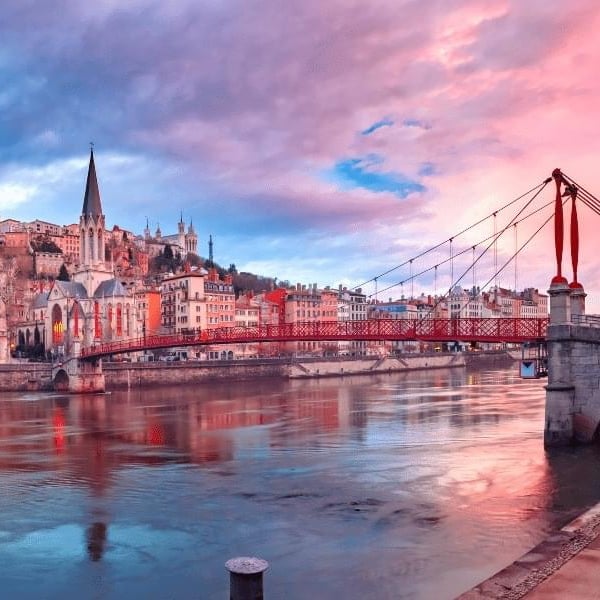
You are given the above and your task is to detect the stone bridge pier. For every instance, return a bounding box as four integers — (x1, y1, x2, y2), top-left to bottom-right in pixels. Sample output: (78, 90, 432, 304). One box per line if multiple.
(51, 339, 105, 393)
(544, 280, 598, 445)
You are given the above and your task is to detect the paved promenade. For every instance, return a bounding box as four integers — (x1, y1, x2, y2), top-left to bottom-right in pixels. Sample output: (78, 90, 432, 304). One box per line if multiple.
(458, 503, 600, 599)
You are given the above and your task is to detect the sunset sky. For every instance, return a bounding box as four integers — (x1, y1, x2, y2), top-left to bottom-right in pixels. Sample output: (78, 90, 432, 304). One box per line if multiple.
(3, 0, 600, 303)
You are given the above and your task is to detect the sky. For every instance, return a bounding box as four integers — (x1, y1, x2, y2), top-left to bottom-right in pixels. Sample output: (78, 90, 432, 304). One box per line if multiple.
(3, 0, 600, 305)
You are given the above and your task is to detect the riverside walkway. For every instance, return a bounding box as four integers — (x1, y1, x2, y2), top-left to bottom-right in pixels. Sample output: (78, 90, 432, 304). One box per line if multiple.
(459, 503, 600, 599)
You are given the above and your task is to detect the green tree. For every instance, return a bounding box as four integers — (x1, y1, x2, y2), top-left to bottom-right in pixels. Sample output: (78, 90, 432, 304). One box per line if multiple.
(57, 264, 70, 281)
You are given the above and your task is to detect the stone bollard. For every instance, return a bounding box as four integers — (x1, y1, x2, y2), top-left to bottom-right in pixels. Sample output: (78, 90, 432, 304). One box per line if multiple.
(225, 556, 269, 600)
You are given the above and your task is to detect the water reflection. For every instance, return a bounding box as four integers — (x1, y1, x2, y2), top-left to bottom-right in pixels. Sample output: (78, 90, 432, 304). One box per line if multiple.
(86, 522, 107, 562)
(0, 368, 599, 599)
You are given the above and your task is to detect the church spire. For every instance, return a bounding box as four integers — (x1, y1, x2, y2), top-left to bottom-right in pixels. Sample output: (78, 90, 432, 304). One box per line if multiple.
(77, 145, 106, 272)
(82, 147, 103, 218)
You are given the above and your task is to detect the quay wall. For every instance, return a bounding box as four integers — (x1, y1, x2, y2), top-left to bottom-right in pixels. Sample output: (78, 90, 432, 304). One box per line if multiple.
(464, 350, 516, 369)
(0, 363, 53, 392)
(287, 353, 465, 379)
(0, 351, 514, 392)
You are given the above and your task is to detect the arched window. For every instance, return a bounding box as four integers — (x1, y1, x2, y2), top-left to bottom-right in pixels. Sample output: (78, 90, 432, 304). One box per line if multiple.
(52, 304, 64, 345)
(94, 302, 101, 338)
(125, 304, 130, 336)
(89, 229, 95, 262)
(25, 329, 31, 345)
(116, 304, 122, 336)
(73, 302, 80, 338)
(107, 304, 113, 330)
(97, 232, 103, 264)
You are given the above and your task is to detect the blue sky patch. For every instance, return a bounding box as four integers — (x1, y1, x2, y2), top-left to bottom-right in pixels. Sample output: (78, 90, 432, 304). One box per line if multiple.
(361, 117, 394, 136)
(332, 155, 425, 198)
(402, 118, 431, 130)
(418, 162, 437, 176)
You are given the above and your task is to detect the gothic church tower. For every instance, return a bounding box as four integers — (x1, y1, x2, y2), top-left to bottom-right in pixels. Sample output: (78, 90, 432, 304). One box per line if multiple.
(73, 148, 113, 296)
(80, 148, 106, 268)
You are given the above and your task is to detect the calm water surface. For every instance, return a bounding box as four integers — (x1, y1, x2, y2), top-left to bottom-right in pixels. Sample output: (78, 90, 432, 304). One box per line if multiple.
(1, 366, 600, 599)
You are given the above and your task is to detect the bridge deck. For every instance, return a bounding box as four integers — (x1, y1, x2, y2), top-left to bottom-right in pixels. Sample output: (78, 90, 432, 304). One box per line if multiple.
(79, 318, 548, 360)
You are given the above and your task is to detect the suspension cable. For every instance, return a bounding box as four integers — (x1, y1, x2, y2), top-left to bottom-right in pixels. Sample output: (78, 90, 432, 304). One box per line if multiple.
(353, 178, 552, 290)
(452, 197, 566, 320)
(561, 173, 600, 214)
(401, 179, 553, 320)
(478, 208, 557, 295)
(369, 193, 555, 299)
(438, 180, 550, 301)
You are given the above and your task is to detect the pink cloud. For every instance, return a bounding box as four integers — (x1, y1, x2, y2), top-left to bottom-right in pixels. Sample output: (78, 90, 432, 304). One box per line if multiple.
(5, 0, 600, 290)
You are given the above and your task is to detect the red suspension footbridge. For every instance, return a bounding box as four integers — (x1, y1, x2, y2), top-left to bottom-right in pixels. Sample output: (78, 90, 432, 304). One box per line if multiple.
(80, 318, 549, 360)
(77, 168, 593, 362)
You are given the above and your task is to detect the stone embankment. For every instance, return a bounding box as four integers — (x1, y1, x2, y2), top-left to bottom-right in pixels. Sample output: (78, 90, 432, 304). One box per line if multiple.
(0, 351, 516, 392)
(0, 362, 54, 392)
(287, 353, 465, 379)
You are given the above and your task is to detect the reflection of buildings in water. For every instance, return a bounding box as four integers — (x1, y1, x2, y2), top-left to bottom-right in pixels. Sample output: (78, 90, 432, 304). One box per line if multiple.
(0, 368, 520, 477)
(86, 521, 107, 562)
(52, 405, 67, 452)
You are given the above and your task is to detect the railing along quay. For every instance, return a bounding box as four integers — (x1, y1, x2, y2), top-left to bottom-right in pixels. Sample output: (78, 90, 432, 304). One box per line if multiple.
(571, 314, 600, 327)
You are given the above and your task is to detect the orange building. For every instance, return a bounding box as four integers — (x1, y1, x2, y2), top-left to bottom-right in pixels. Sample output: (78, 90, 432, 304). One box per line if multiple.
(134, 288, 161, 337)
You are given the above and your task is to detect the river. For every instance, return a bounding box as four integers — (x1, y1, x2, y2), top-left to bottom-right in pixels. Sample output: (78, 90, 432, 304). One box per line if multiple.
(1, 366, 600, 599)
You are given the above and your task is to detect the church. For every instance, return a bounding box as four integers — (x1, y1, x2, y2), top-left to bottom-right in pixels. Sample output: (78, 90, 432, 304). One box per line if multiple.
(142, 213, 198, 260)
(20, 149, 139, 357)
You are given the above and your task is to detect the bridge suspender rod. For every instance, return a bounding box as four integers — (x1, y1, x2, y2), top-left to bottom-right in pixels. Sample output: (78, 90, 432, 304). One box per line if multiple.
(371, 198, 556, 299)
(472, 246, 476, 293)
(493, 212, 498, 290)
(514, 223, 518, 291)
(449, 238, 453, 288)
(353, 179, 551, 291)
(478, 208, 557, 296)
(413, 179, 552, 320)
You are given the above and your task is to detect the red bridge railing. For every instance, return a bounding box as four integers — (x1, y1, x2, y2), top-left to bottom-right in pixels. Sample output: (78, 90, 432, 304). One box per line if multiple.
(79, 317, 549, 360)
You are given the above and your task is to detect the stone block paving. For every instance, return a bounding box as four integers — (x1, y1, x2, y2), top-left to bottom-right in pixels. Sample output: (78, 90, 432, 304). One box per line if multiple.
(523, 538, 600, 599)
